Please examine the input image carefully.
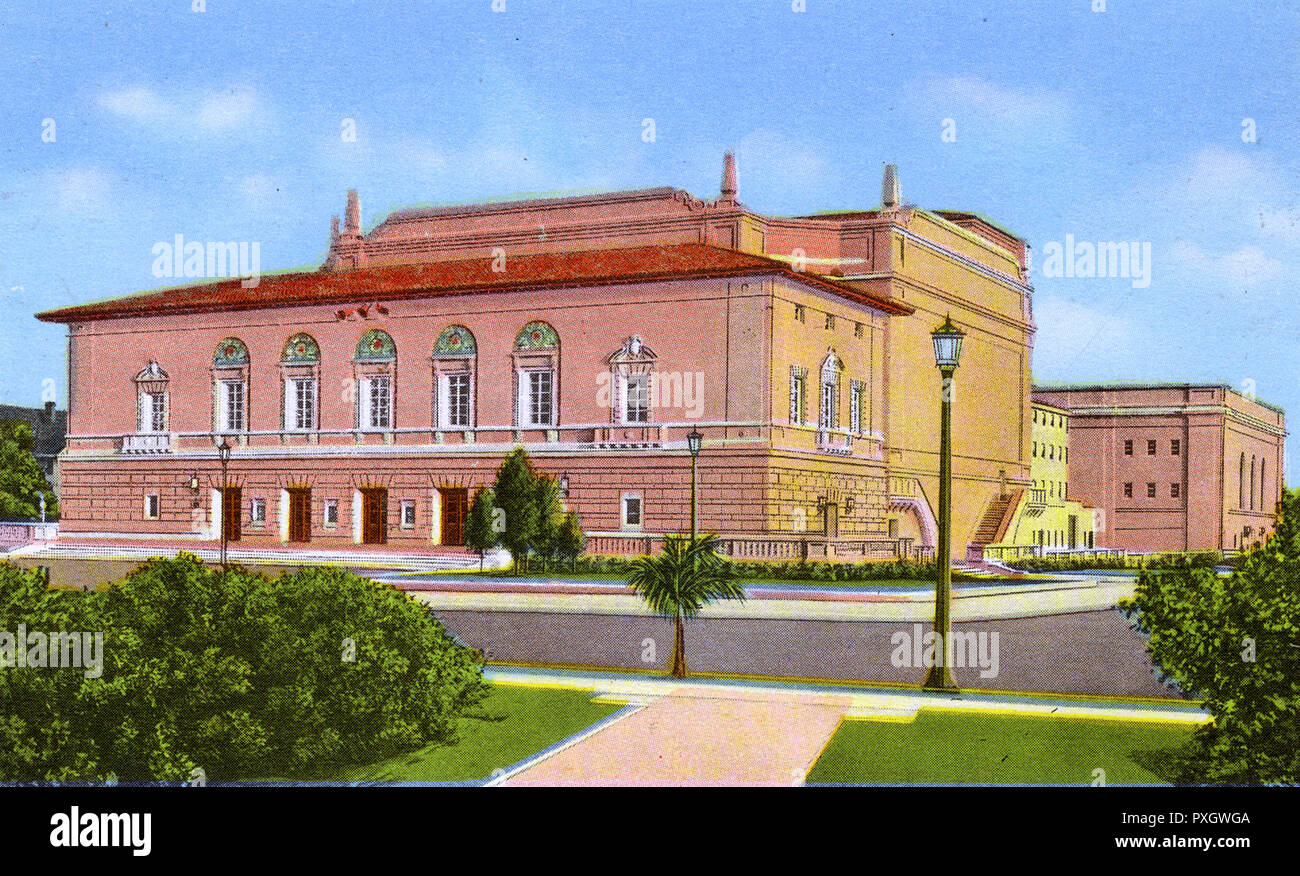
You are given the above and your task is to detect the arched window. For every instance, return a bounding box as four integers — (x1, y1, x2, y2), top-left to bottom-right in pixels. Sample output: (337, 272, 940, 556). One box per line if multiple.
(513, 321, 559, 429)
(1260, 458, 1267, 510)
(1239, 453, 1247, 508)
(1250, 456, 1257, 510)
(134, 361, 170, 433)
(606, 335, 656, 425)
(432, 325, 476, 431)
(281, 333, 320, 432)
(354, 329, 396, 431)
(212, 338, 249, 433)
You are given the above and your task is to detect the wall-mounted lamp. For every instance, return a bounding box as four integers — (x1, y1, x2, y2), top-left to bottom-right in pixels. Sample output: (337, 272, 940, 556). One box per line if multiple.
(189, 472, 201, 492)
(558, 474, 569, 498)
(845, 496, 856, 515)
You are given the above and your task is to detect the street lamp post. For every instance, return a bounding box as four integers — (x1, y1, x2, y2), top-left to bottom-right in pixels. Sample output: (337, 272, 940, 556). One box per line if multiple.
(217, 438, 232, 575)
(686, 430, 703, 542)
(923, 315, 965, 691)
(38, 492, 45, 524)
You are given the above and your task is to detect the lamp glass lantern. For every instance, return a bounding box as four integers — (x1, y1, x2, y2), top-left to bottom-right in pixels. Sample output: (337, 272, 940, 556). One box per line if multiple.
(686, 430, 703, 456)
(931, 315, 966, 370)
(217, 438, 233, 465)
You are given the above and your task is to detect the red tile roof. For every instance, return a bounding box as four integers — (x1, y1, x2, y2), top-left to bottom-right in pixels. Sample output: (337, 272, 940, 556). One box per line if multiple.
(35, 243, 913, 323)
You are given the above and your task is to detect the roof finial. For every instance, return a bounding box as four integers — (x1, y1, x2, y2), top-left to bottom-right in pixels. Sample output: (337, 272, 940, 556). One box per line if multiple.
(345, 189, 361, 232)
(882, 164, 900, 208)
(720, 149, 738, 201)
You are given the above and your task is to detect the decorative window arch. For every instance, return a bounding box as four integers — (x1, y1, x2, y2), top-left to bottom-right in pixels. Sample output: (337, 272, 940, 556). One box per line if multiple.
(432, 325, 477, 431)
(354, 329, 396, 431)
(135, 361, 170, 433)
(212, 338, 249, 433)
(280, 333, 320, 432)
(606, 335, 656, 425)
(513, 321, 560, 429)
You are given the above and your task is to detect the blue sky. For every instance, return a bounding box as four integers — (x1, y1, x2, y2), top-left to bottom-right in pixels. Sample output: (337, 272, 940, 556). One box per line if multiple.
(2, 1, 1297, 473)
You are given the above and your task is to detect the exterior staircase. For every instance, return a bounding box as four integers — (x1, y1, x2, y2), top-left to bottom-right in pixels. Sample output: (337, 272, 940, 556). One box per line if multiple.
(966, 489, 1023, 561)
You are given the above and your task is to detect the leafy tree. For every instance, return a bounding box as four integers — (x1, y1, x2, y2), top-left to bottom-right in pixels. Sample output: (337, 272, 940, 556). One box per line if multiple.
(464, 487, 501, 572)
(556, 510, 586, 571)
(493, 448, 540, 572)
(0, 420, 58, 519)
(628, 534, 744, 678)
(1121, 488, 1300, 784)
(0, 554, 486, 782)
(531, 474, 564, 572)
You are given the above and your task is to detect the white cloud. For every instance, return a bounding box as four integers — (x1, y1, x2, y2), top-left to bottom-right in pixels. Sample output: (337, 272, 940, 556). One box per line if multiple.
(1032, 296, 1138, 368)
(1169, 239, 1284, 287)
(48, 168, 112, 213)
(196, 88, 262, 131)
(99, 87, 169, 122)
(98, 84, 267, 136)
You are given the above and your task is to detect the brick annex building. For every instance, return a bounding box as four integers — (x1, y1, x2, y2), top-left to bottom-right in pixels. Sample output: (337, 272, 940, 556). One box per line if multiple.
(39, 156, 1039, 559)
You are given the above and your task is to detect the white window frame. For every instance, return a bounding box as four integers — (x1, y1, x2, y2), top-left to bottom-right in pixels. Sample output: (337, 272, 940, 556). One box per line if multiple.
(520, 368, 556, 428)
(250, 497, 266, 526)
(400, 499, 416, 529)
(789, 370, 806, 425)
(324, 499, 339, 527)
(623, 372, 650, 424)
(621, 493, 643, 531)
(850, 380, 862, 433)
(439, 372, 473, 429)
(144, 493, 160, 520)
(286, 377, 318, 431)
(220, 379, 246, 432)
(359, 374, 393, 431)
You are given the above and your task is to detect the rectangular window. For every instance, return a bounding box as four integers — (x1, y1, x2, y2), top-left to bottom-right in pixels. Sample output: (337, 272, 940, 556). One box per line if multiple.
(446, 373, 471, 428)
(144, 493, 160, 519)
(1171, 483, 1181, 498)
(149, 393, 166, 432)
(1146, 482, 1156, 498)
(222, 381, 245, 432)
(789, 373, 805, 424)
(1171, 439, 1180, 456)
(324, 499, 339, 526)
(819, 381, 837, 429)
(854, 322, 864, 339)
(366, 376, 392, 430)
(528, 370, 554, 426)
(794, 304, 806, 323)
(290, 378, 316, 430)
(1123, 482, 1133, 498)
(825, 313, 835, 330)
(1123, 439, 1133, 456)
(625, 374, 650, 423)
(622, 494, 642, 529)
(1147, 439, 1157, 456)
(850, 381, 862, 433)
(401, 500, 416, 528)
(250, 497, 266, 525)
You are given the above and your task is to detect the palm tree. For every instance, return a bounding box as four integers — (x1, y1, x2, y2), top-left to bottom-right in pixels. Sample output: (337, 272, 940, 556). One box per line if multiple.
(628, 534, 744, 678)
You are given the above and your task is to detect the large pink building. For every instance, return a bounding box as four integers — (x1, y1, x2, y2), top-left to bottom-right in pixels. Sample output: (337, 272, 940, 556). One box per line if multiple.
(38, 158, 1038, 559)
(1032, 382, 1287, 552)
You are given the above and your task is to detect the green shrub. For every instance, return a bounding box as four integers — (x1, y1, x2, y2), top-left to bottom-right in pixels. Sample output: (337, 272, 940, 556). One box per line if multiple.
(0, 554, 485, 782)
(1120, 491, 1299, 784)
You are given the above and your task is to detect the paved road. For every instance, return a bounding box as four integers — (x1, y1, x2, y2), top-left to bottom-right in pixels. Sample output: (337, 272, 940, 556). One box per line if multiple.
(435, 608, 1179, 699)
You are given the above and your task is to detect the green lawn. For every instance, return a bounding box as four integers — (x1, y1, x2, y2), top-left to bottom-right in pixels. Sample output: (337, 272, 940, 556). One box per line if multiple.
(806, 711, 1201, 784)
(336, 683, 620, 783)
(402, 569, 1016, 588)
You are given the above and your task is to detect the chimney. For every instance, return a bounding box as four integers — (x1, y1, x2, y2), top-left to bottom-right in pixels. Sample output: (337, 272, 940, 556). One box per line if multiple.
(720, 149, 738, 201)
(344, 189, 361, 233)
(43, 400, 54, 421)
(882, 164, 901, 209)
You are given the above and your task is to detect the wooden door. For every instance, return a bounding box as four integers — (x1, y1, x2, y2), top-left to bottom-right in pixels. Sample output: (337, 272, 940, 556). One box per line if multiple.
(288, 488, 311, 543)
(440, 487, 468, 546)
(362, 488, 387, 545)
(222, 487, 241, 542)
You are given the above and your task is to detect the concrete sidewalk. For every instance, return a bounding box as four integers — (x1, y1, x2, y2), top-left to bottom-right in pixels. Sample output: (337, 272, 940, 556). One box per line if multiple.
(413, 576, 1136, 622)
(486, 667, 1209, 786)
